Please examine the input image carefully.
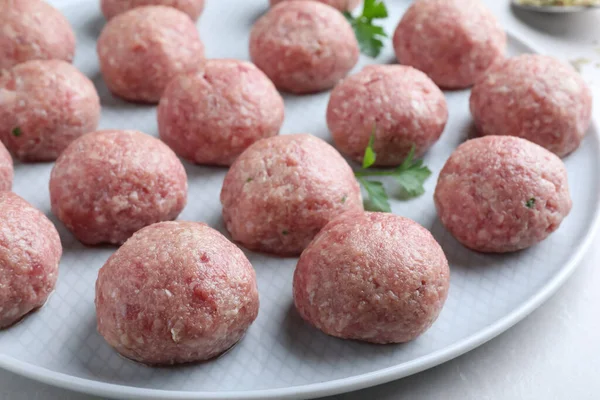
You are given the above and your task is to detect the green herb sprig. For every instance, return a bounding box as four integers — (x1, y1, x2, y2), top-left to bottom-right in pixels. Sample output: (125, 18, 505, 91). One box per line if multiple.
(355, 133, 432, 212)
(344, 0, 389, 58)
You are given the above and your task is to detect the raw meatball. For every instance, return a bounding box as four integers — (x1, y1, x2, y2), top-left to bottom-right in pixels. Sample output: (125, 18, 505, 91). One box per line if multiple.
(95, 221, 259, 365)
(158, 59, 285, 166)
(470, 55, 592, 157)
(220, 134, 363, 256)
(434, 136, 572, 253)
(0, 142, 13, 191)
(97, 6, 205, 103)
(269, 0, 360, 11)
(249, 1, 360, 94)
(101, 0, 205, 20)
(327, 65, 448, 167)
(50, 130, 188, 245)
(393, 0, 506, 89)
(0, 60, 100, 162)
(0, 0, 75, 70)
(0, 192, 62, 329)
(294, 211, 449, 343)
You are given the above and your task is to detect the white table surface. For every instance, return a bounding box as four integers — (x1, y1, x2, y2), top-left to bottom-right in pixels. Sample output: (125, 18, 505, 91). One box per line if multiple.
(2, 1, 600, 399)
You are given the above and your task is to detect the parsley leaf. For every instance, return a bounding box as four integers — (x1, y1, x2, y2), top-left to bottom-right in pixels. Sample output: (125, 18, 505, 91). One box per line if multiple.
(354, 132, 432, 212)
(12, 127, 22, 137)
(525, 198, 536, 209)
(353, 24, 386, 58)
(393, 147, 432, 198)
(362, 133, 377, 168)
(344, 0, 389, 58)
(358, 177, 391, 212)
(362, 0, 388, 19)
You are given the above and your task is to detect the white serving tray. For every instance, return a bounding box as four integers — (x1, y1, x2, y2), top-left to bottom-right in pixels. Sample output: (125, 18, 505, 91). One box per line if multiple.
(0, 1, 599, 399)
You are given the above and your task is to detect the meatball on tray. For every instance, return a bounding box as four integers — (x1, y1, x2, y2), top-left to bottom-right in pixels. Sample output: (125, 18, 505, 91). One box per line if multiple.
(0, 1, 599, 399)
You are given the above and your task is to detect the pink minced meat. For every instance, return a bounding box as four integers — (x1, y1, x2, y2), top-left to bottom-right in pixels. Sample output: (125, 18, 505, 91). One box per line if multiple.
(101, 0, 205, 20)
(393, 0, 506, 89)
(269, 0, 360, 11)
(97, 6, 205, 103)
(327, 65, 448, 167)
(0, 141, 13, 191)
(0, 192, 62, 329)
(470, 55, 593, 158)
(0, 0, 75, 70)
(158, 59, 285, 166)
(293, 211, 449, 344)
(249, 1, 359, 94)
(0, 60, 100, 162)
(220, 134, 363, 256)
(434, 136, 572, 253)
(49, 130, 187, 246)
(95, 221, 259, 365)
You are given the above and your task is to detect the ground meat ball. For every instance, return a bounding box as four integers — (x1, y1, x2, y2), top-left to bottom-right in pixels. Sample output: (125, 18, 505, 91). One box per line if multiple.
(158, 59, 285, 166)
(95, 221, 259, 365)
(393, 0, 506, 89)
(434, 136, 572, 253)
(327, 65, 448, 167)
(0, 192, 62, 329)
(249, 1, 360, 94)
(294, 211, 449, 343)
(220, 134, 363, 256)
(101, 0, 205, 20)
(49, 130, 187, 245)
(0, 142, 13, 191)
(0, 60, 100, 162)
(97, 6, 205, 103)
(269, 0, 360, 11)
(0, 0, 75, 70)
(470, 55, 592, 157)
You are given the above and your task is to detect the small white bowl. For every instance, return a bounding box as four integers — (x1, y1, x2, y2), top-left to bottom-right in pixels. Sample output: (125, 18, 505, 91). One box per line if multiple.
(511, 0, 600, 13)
